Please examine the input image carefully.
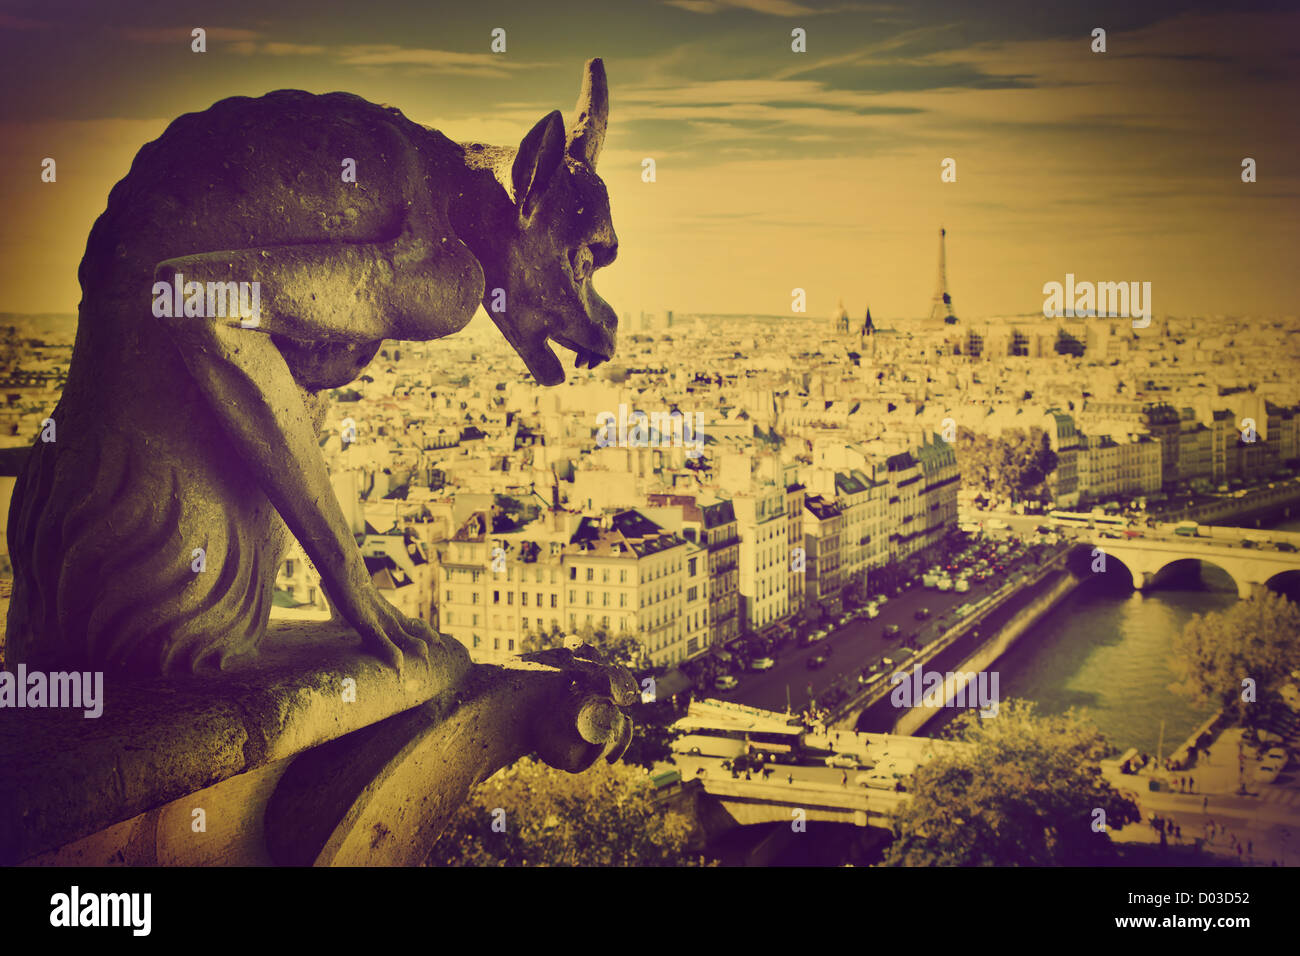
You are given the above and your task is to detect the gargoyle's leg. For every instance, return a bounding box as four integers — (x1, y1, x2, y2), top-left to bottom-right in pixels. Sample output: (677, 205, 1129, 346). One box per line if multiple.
(153, 234, 483, 671)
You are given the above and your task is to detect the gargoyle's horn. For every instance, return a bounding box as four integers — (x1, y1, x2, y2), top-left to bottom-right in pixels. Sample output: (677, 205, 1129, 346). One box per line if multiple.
(566, 58, 607, 168)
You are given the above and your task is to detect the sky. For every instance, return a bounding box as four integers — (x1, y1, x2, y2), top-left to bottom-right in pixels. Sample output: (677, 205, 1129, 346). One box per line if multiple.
(1, 0, 1297, 322)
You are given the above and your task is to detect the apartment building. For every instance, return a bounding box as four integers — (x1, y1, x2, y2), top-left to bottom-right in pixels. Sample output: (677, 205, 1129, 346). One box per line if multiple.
(803, 494, 843, 617)
(733, 484, 789, 634)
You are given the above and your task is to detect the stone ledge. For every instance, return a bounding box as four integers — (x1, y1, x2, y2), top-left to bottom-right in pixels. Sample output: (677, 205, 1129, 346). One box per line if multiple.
(0, 620, 472, 864)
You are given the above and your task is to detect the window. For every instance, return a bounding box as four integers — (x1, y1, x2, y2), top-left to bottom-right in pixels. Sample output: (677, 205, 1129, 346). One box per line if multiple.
(570, 567, 577, 580)
(602, 593, 609, 606)
(472, 593, 479, 604)
(494, 638, 500, 650)
(586, 591, 593, 605)
(586, 568, 594, 582)
(493, 590, 500, 604)
(446, 590, 453, 603)
(550, 594, 557, 608)
(507, 592, 513, 605)
(569, 589, 575, 603)
(285, 559, 295, 576)
(446, 612, 453, 624)
(619, 570, 626, 583)
(472, 614, 479, 626)
(520, 593, 527, 606)
(620, 594, 626, 608)
(507, 639, 515, 652)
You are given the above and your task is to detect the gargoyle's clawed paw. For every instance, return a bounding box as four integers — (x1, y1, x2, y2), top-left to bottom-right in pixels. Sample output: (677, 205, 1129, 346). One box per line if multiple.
(360, 630, 405, 676)
(391, 629, 430, 662)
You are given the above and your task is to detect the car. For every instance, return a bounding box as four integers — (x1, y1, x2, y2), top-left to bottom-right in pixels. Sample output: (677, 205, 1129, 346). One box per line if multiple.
(884, 624, 902, 639)
(873, 594, 889, 606)
(955, 579, 970, 593)
(880, 656, 895, 669)
(806, 655, 827, 669)
(750, 656, 775, 671)
(864, 603, 880, 619)
(1264, 746, 1290, 769)
(825, 752, 864, 769)
(914, 608, 931, 621)
(714, 674, 739, 690)
(1277, 542, 1297, 552)
(857, 759, 917, 790)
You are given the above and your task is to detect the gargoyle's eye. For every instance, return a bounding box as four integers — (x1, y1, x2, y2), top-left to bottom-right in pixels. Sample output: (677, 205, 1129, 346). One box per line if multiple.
(569, 245, 594, 282)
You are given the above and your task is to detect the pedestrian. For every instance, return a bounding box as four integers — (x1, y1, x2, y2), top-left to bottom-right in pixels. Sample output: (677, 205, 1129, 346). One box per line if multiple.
(1237, 844, 1243, 860)
(1202, 796, 1208, 813)
(1174, 824, 1181, 842)
(841, 770, 848, 788)
(1189, 775, 1195, 793)
(787, 772, 794, 785)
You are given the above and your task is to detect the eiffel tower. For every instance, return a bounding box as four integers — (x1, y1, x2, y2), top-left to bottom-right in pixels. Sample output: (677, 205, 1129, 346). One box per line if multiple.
(928, 227, 958, 324)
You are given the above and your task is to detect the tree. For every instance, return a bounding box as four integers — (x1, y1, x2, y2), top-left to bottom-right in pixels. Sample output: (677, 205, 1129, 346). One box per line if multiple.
(623, 694, 680, 769)
(882, 701, 1141, 866)
(955, 427, 1058, 504)
(1168, 590, 1300, 730)
(426, 756, 711, 866)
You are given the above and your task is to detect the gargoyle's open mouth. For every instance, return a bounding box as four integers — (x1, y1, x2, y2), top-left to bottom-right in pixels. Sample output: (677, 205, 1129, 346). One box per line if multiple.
(495, 318, 614, 388)
(551, 330, 611, 371)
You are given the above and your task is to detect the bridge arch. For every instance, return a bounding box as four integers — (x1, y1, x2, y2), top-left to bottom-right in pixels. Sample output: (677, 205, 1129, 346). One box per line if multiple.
(1146, 557, 1244, 598)
(1264, 569, 1300, 602)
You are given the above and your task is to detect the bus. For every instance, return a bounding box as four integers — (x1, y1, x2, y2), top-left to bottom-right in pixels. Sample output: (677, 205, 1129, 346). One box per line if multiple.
(670, 700, 808, 762)
(1048, 510, 1126, 530)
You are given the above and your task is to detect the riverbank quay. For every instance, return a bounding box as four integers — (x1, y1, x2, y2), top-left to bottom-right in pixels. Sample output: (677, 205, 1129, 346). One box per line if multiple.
(834, 547, 1081, 733)
(1102, 719, 1300, 865)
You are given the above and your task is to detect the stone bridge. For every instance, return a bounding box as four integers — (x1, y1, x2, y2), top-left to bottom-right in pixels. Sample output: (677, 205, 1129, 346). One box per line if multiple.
(1085, 528, 1300, 599)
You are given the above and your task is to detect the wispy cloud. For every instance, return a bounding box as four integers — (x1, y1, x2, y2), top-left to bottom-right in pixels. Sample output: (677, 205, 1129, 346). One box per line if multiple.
(664, 0, 887, 16)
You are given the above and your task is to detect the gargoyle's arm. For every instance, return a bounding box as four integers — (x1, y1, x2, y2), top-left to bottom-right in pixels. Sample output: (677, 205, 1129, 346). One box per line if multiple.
(153, 231, 483, 670)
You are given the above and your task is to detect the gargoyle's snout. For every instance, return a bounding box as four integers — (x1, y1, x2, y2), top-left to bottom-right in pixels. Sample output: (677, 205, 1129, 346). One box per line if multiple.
(552, 288, 617, 371)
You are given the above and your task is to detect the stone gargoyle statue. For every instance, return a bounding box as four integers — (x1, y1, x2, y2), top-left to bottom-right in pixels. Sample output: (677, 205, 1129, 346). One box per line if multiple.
(6, 60, 620, 684)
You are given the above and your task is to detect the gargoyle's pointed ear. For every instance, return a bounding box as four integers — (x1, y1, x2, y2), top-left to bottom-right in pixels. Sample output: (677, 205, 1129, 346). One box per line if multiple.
(566, 58, 608, 169)
(512, 110, 565, 222)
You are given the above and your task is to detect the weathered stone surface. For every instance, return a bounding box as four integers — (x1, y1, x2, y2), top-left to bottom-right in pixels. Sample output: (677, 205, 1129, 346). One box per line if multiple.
(1, 628, 635, 865)
(0, 622, 469, 863)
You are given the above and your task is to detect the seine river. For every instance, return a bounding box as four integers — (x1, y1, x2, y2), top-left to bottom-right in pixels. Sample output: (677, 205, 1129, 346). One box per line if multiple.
(962, 515, 1300, 756)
